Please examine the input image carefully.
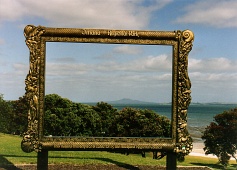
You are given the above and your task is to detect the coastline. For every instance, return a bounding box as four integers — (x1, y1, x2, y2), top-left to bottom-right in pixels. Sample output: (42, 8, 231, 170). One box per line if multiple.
(189, 141, 217, 159)
(190, 141, 236, 161)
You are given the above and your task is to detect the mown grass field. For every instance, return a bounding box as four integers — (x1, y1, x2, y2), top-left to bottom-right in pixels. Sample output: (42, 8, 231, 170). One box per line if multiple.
(0, 133, 236, 169)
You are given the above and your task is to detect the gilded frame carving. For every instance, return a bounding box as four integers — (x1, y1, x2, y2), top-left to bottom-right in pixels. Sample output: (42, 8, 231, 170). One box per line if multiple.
(21, 25, 194, 157)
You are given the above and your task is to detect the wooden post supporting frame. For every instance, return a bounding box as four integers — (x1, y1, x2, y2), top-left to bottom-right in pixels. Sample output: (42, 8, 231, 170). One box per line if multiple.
(37, 150, 48, 170)
(166, 152, 177, 170)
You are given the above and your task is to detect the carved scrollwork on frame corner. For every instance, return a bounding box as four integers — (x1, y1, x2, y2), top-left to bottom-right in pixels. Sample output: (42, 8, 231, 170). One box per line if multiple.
(176, 30, 194, 57)
(21, 133, 34, 153)
(24, 25, 45, 42)
(179, 30, 194, 69)
(21, 119, 42, 153)
(21, 129, 42, 153)
(22, 25, 45, 153)
(175, 121, 193, 155)
(182, 30, 194, 42)
(174, 137, 193, 161)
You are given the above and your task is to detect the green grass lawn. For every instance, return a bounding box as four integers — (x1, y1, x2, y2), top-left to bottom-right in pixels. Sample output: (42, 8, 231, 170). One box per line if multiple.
(0, 133, 236, 169)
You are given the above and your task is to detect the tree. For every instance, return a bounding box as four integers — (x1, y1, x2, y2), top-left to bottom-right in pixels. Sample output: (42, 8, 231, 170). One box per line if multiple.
(108, 107, 171, 158)
(92, 102, 118, 137)
(112, 107, 171, 137)
(44, 94, 102, 136)
(73, 102, 101, 136)
(44, 94, 74, 136)
(8, 95, 28, 135)
(0, 94, 12, 133)
(202, 108, 237, 167)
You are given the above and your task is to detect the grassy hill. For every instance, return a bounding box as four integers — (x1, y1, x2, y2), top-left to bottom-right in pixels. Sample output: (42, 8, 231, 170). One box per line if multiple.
(0, 133, 236, 169)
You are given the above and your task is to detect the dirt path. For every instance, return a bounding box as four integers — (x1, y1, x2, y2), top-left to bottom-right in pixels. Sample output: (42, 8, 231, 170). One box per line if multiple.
(0, 164, 211, 170)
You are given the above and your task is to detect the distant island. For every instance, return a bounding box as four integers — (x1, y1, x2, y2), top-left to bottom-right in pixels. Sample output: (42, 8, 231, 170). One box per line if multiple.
(191, 102, 237, 105)
(106, 98, 162, 105)
(83, 98, 236, 105)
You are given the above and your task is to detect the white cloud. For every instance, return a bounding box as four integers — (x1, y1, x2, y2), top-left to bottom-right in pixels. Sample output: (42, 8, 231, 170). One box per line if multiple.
(175, 0, 237, 28)
(0, 63, 28, 99)
(188, 57, 237, 102)
(0, 0, 27, 22)
(190, 71, 237, 103)
(95, 45, 143, 60)
(13, 63, 28, 75)
(45, 54, 172, 79)
(47, 63, 90, 76)
(189, 57, 237, 72)
(0, 0, 171, 29)
(96, 54, 172, 72)
(45, 54, 173, 100)
(185, 56, 237, 102)
(0, 38, 5, 45)
(45, 65, 173, 102)
(125, 54, 172, 72)
(0, 59, 7, 67)
(138, 54, 172, 72)
(112, 45, 143, 55)
(51, 57, 78, 63)
(190, 72, 237, 82)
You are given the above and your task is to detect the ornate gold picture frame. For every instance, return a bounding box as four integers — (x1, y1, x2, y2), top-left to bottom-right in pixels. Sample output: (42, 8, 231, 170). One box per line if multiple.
(21, 25, 194, 158)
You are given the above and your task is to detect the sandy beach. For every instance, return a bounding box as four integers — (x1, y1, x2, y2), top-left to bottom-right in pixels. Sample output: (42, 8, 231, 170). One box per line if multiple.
(189, 142, 217, 159)
(190, 142, 236, 161)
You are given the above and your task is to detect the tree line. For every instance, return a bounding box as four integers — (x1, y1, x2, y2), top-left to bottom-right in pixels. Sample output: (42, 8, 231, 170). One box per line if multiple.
(0, 93, 171, 138)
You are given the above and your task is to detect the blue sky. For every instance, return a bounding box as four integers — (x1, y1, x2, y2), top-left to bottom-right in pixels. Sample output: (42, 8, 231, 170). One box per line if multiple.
(0, 0, 236, 103)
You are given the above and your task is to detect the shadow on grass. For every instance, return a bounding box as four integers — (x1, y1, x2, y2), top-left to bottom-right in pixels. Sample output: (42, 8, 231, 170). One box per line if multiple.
(190, 162, 237, 170)
(49, 155, 140, 169)
(0, 154, 22, 170)
(0, 154, 140, 170)
(94, 157, 140, 169)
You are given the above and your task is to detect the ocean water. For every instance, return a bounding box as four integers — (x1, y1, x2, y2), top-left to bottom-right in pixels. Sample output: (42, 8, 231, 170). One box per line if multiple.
(111, 103, 237, 140)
